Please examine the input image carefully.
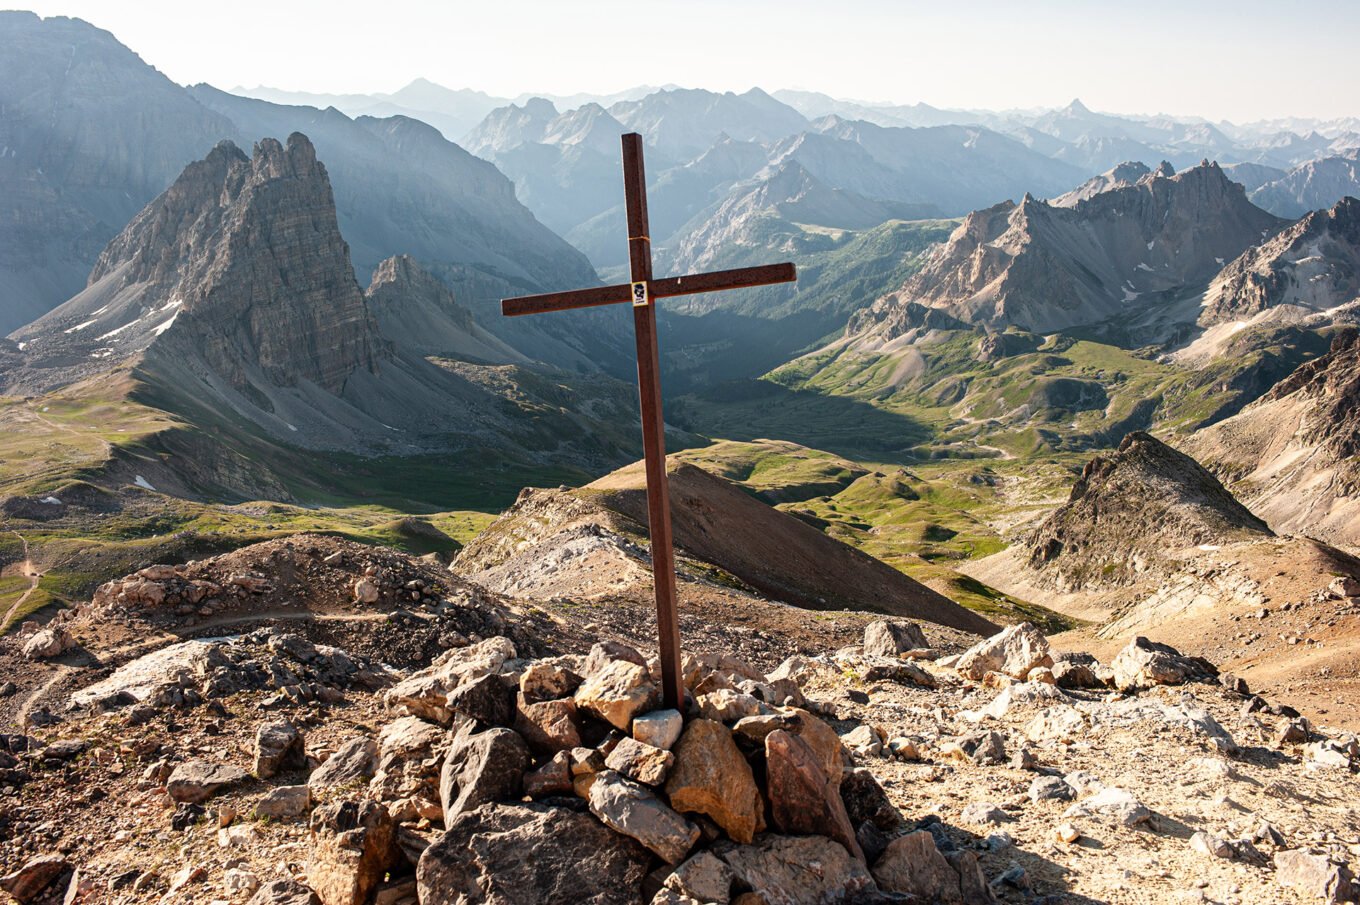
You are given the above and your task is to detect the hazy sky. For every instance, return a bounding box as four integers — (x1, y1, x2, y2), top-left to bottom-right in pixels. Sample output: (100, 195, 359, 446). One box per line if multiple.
(15, 0, 1359, 122)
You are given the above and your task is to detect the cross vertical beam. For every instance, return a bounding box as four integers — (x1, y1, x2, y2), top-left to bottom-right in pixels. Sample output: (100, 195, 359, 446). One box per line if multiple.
(500, 133, 796, 715)
(622, 133, 685, 712)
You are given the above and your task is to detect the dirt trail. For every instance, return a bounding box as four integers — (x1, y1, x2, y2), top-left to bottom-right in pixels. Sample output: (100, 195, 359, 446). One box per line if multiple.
(1, 530, 40, 632)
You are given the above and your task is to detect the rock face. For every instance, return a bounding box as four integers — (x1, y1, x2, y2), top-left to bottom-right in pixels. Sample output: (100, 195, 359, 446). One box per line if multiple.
(1024, 431, 1271, 589)
(416, 802, 651, 905)
(1186, 329, 1360, 548)
(850, 161, 1287, 336)
(1199, 197, 1360, 327)
(11, 134, 384, 398)
(1250, 150, 1360, 218)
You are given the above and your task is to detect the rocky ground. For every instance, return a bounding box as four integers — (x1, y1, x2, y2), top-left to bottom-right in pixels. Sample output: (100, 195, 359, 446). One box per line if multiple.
(0, 535, 1354, 904)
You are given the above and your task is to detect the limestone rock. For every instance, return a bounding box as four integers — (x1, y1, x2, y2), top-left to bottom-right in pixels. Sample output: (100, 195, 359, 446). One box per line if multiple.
(589, 770, 699, 864)
(21, 627, 74, 661)
(720, 834, 873, 905)
(439, 727, 530, 820)
(862, 619, 928, 658)
(513, 698, 582, 754)
(696, 689, 765, 723)
(665, 719, 765, 844)
(246, 879, 322, 905)
(871, 830, 966, 903)
(254, 720, 305, 779)
(1111, 636, 1216, 691)
(384, 637, 517, 725)
(309, 737, 377, 792)
(256, 784, 312, 820)
(416, 801, 651, 904)
(955, 622, 1054, 681)
(605, 737, 675, 786)
(584, 640, 648, 676)
(446, 673, 517, 728)
(575, 660, 656, 731)
(0, 855, 71, 903)
(1063, 786, 1151, 827)
(633, 709, 684, 750)
(662, 851, 736, 904)
(765, 729, 864, 861)
(1274, 849, 1359, 904)
(307, 800, 397, 905)
(166, 761, 249, 804)
(522, 751, 573, 798)
(370, 716, 448, 808)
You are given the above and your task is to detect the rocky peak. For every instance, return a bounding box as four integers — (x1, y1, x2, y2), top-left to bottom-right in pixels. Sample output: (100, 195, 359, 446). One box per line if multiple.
(1024, 431, 1271, 588)
(11, 132, 386, 397)
(1200, 195, 1360, 326)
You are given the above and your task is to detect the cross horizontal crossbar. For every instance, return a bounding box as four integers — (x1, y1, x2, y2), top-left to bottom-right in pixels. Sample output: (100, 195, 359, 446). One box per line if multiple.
(501, 262, 796, 318)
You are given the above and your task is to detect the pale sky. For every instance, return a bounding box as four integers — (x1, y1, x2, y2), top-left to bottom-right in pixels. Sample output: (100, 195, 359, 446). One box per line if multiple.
(13, 0, 1360, 122)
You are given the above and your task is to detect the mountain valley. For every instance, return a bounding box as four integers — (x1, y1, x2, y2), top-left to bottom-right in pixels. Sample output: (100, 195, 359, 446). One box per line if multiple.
(1, 8, 1360, 904)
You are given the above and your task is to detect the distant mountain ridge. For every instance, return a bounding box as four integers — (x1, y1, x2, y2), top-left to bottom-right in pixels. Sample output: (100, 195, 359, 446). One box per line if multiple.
(855, 161, 1287, 336)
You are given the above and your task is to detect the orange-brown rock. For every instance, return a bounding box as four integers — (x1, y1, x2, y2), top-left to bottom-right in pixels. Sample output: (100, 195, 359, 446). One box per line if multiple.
(664, 719, 764, 844)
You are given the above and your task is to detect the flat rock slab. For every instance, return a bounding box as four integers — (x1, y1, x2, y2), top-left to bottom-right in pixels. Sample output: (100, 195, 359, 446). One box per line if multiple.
(417, 802, 651, 904)
(166, 761, 249, 804)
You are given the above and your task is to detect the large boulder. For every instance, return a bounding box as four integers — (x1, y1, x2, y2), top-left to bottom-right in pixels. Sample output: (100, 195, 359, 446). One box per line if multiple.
(383, 637, 517, 725)
(588, 770, 699, 864)
(862, 620, 928, 658)
(1111, 636, 1216, 691)
(416, 802, 651, 904)
(954, 622, 1053, 681)
(764, 729, 863, 862)
(439, 727, 530, 820)
(665, 719, 765, 844)
(166, 761, 249, 804)
(719, 835, 873, 905)
(306, 800, 396, 905)
(370, 716, 448, 810)
(21, 627, 74, 661)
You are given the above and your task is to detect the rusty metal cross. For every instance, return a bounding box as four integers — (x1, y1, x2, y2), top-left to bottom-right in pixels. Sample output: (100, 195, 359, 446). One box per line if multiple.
(501, 132, 797, 709)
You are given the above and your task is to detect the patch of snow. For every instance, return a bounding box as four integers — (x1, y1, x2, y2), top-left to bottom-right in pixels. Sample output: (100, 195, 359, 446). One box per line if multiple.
(1146, 240, 1155, 250)
(286, 423, 298, 432)
(1215, 257, 1225, 265)
(1122, 288, 1141, 302)
(64, 318, 97, 334)
(152, 312, 179, 336)
(98, 319, 141, 341)
(16, 342, 26, 351)
(41, 407, 49, 412)
(1197, 544, 1221, 551)
(40, 497, 61, 506)
(92, 304, 108, 316)
(1136, 263, 1154, 272)
(133, 475, 156, 491)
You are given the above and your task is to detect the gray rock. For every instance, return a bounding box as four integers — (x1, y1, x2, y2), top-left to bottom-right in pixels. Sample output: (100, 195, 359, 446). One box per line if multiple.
(255, 784, 311, 820)
(308, 737, 377, 792)
(720, 834, 874, 905)
(417, 801, 651, 904)
(1029, 775, 1075, 802)
(245, 879, 321, 905)
(254, 720, 305, 778)
(446, 673, 517, 728)
(21, 627, 74, 661)
(662, 851, 735, 904)
(871, 830, 966, 903)
(589, 770, 700, 865)
(439, 727, 530, 820)
(1111, 636, 1215, 691)
(307, 800, 397, 905)
(961, 801, 1010, 826)
(1274, 849, 1359, 904)
(957, 730, 1007, 765)
(862, 620, 928, 658)
(166, 761, 249, 804)
(955, 622, 1053, 681)
(605, 737, 675, 786)
(1063, 786, 1151, 827)
(633, 709, 684, 750)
